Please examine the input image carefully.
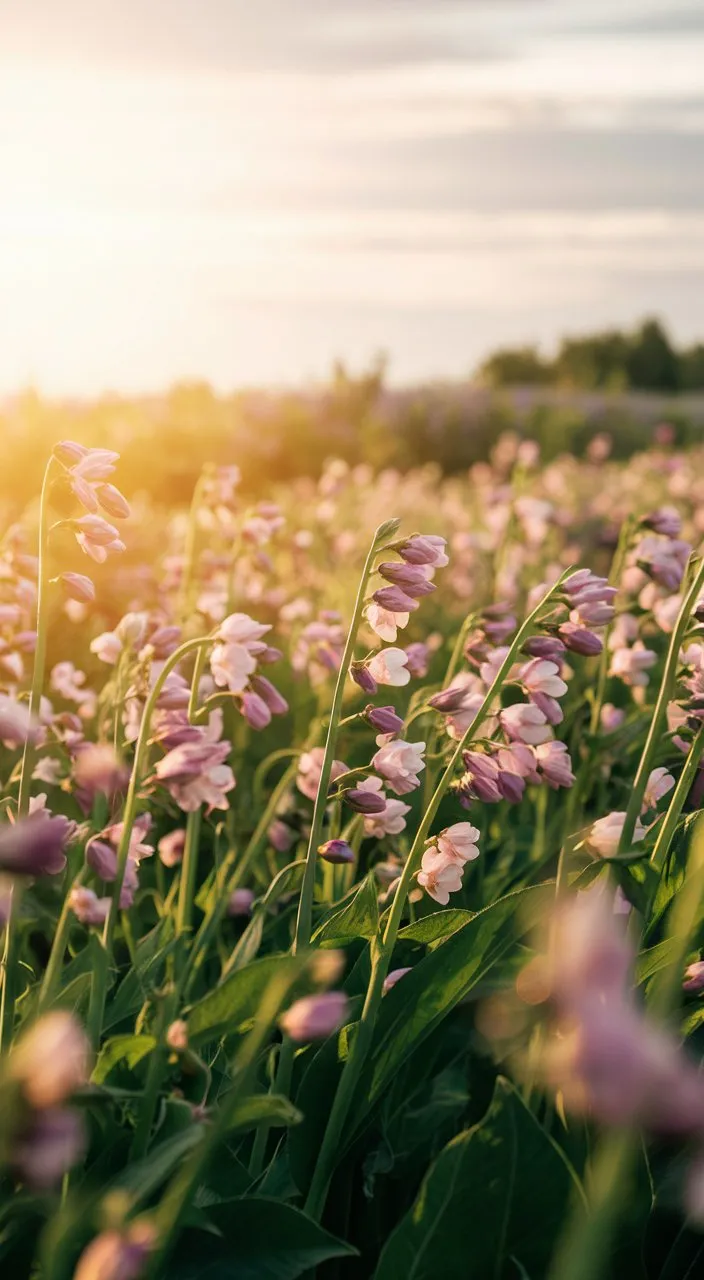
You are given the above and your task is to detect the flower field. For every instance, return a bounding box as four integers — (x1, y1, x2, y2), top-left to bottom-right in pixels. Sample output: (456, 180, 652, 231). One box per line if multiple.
(1, 429, 704, 1278)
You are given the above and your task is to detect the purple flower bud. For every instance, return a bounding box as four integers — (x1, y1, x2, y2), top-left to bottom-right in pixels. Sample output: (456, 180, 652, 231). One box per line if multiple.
(14, 1107, 86, 1188)
(373, 585, 420, 613)
(397, 535, 448, 567)
(559, 622, 603, 656)
(279, 991, 349, 1042)
(497, 771, 526, 803)
(404, 642, 430, 678)
(96, 483, 131, 520)
(251, 675, 289, 716)
(258, 645, 284, 664)
(240, 691, 272, 730)
(318, 838, 355, 864)
(344, 787, 387, 814)
(530, 691, 564, 725)
(269, 819, 295, 853)
(383, 966, 412, 993)
(428, 686, 468, 713)
(522, 635, 566, 660)
(378, 562, 436, 596)
(364, 704, 404, 735)
(0, 813, 70, 876)
(59, 572, 96, 604)
(149, 626, 182, 657)
(683, 961, 704, 993)
(86, 839, 118, 880)
(351, 662, 378, 694)
(642, 508, 682, 539)
(227, 887, 255, 917)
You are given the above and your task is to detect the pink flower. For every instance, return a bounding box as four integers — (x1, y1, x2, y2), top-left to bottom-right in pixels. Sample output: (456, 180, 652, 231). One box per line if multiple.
(642, 766, 675, 811)
(398, 535, 449, 567)
(59, 572, 95, 604)
(367, 647, 411, 687)
(227, 888, 255, 917)
(69, 887, 112, 926)
(372, 739, 426, 795)
(13, 1108, 86, 1189)
(588, 811, 646, 857)
(9, 1012, 89, 1107)
(90, 631, 123, 665)
(364, 602, 409, 642)
(158, 829, 186, 867)
(533, 741, 575, 789)
(296, 747, 348, 802)
(383, 967, 412, 993)
(608, 642, 657, 688)
(683, 961, 704, 993)
(519, 658, 567, 699)
(280, 992, 349, 1042)
(436, 822, 481, 864)
(210, 612, 271, 694)
(600, 703, 625, 733)
(417, 845, 464, 905)
(74, 1223, 156, 1280)
(500, 703, 552, 746)
(356, 776, 411, 836)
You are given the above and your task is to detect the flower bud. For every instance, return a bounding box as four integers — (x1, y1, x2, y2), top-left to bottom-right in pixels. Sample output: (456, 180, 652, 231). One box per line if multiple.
(558, 622, 603, 656)
(250, 675, 289, 716)
(14, 1107, 86, 1188)
(383, 966, 412, 993)
(166, 1020, 189, 1052)
(158, 828, 186, 867)
(10, 1011, 90, 1107)
(86, 839, 118, 879)
(96, 483, 131, 520)
(364, 704, 404, 735)
(318, 839, 355, 864)
(279, 991, 349, 1042)
(522, 635, 566, 660)
(373, 585, 420, 613)
(351, 662, 377, 694)
(683, 961, 704, 993)
(428, 686, 468, 713)
(59, 572, 96, 604)
(0, 811, 70, 876)
(54, 440, 88, 466)
(240, 691, 272, 730)
(227, 887, 255, 917)
(343, 787, 387, 814)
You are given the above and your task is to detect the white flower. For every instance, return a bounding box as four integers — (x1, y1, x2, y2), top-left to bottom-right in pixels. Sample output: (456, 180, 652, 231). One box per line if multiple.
(436, 822, 481, 865)
(642, 767, 675, 811)
(364, 603, 410, 643)
(210, 642, 257, 694)
(367, 647, 410, 687)
(371, 740, 426, 795)
(417, 845, 464, 905)
(500, 703, 552, 746)
(519, 659, 568, 699)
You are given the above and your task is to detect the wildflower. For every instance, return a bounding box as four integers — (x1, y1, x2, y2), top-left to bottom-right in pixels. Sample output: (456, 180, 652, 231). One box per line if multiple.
(636, 535, 691, 592)
(642, 766, 675, 811)
(74, 743, 126, 800)
(372, 585, 420, 613)
(297, 748, 348, 802)
(609, 642, 658, 688)
(533, 741, 575, 789)
(522, 635, 566, 661)
(436, 822, 481, 864)
(683, 961, 704, 993)
(417, 846, 464, 905)
(74, 1223, 156, 1280)
(364, 705, 404, 737)
(13, 1108, 86, 1189)
(86, 839, 118, 879)
(351, 662, 378, 693)
(158, 828, 186, 867)
(0, 811, 71, 876)
(364, 602, 409, 643)
(404, 642, 430, 678)
(383, 967, 412, 993)
(269, 819, 295, 853)
(371, 739, 426, 795)
(367, 647, 411, 687)
(155, 739, 236, 812)
(344, 787, 387, 814)
(458, 750, 503, 803)
(9, 1012, 89, 1108)
(69, 887, 111, 925)
(519, 658, 567, 700)
(588, 811, 646, 857)
(240, 691, 272, 729)
(250, 675, 288, 716)
(397, 535, 448, 567)
(600, 703, 625, 733)
(280, 992, 349, 1042)
(0, 694, 38, 746)
(356, 777, 411, 836)
(227, 888, 255, 917)
(90, 631, 123, 664)
(319, 839, 355, 864)
(210, 612, 271, 694)
(74, 514, 125, 563)
(558, 622, 603, 656)
(500, 703, 552, 746)
(58, 572, 95, 604)
(95, 482, 131, 520)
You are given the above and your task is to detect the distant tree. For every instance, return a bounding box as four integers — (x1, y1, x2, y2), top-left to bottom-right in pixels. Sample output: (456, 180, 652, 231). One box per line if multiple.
(625, 318, 680, 392)
(476, 346, 552, 387)
(554, 330, 630, 391)
(680, 343, 704, 390)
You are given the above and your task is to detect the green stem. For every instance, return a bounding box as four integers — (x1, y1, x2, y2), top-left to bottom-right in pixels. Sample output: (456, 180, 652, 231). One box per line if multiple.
(649, 724, 704, 873)
(618, 556, 704, 855)
(36, 867, 87, 1012)
(178, 467, 210, 623)
(129, 990, 177, 1159)
(176, 810, 202, 939)
(89, 636, 212, 1045)
(589, 515, 636, 735)
(293, 521, 396, 955)
(304, 574, 566, 1220)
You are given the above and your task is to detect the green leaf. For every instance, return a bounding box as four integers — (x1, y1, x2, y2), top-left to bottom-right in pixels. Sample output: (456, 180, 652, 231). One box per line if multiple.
(312, 873, 379, 946)
(398, 909, 473, 946)
(186, 954, 299, 1047)
(636, 939, 680, 986)
(103, 916, 178, 1031)
(92, 1034, 156, 1084)
(168, 1199, 356, 1279)
(112, 1125, 206, 1203)
(362, 884, 552, 1119)
(373, 1078, 583, 1280)
(223, 910, 265, 974)
(224, 1093, 302, 1134)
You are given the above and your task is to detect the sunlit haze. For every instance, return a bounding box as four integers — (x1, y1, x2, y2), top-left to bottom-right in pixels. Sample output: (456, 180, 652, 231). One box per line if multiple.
(1, 0, 703, 393)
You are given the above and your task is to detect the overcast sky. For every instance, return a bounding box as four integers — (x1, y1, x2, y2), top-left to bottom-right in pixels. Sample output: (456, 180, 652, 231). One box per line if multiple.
(1, 0, 703, 393)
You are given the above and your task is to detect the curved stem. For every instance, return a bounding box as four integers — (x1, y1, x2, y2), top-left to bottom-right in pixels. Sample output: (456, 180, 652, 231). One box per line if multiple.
(304, 574, 566, 1219)
(618, 555, 704, 855)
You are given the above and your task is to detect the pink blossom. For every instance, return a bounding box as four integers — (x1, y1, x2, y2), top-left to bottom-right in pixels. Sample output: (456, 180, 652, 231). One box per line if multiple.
(296, 747, 348, 802)
(371, 739, 426, 795)
(69, 886, 111, 926)
(356, 776, 411, 836)
(600, 703, 625, 733)
(280, 992, 349, 1041)
(417, 846, 465, 905)
(608, 642, 657, 688)
(588, 811, 646, 857)
(436, 822, 481, 864)
(519, 658, 567, 699)
(533, 740, 575, 789)
(642, 766, 675, 811)
(364, 602, 409, 642)
(367, 647, 411, 687)
(500, 702, 552, 746)
(398, 534, 448, 567)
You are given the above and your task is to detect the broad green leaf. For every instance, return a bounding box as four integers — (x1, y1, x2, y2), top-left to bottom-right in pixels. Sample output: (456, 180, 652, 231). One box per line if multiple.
(398, 909, 473, 946)
(636, 938, 680, 986)
(260, 859, 306, 910)
(92, 1033, 156, 1084)
(312, 872, 379, 945)
(224, 1093, 302, 1134)
(186, 954, 299, 1047)
(374, 1078, 584, 1280)
(167, 1198, 356, 1279)
(223, 910, 265, 974)
(112, 1125, 206, 1202)
(103, 916, 178, 1031)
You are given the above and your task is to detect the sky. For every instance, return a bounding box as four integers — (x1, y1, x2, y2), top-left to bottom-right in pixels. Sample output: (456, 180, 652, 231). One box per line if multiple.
(1, 0, 703, 394)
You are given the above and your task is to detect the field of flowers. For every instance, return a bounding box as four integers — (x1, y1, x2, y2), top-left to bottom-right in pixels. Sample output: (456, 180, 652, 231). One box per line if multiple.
(1, 429, 704, 1279)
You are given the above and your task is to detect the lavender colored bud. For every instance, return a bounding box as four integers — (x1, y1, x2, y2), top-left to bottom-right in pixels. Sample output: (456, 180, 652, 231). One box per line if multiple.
(96, 483, 131, 520)
(372, 585, 420, 613)
(318, 839, 355, 864)
(522, 635, 566, 660)
(428, 686, 468, 713)
(683, 961, 704, 993)
(0, 812, 70, 876)
(14, 1107, 86, 1188)
(240, 691, 272, 730)
(351, 661, 377, 694)
(497, 771, 526, 804)
(642, 508, 682, 538)
(86, 839, 118, 880)
(558, 622, 603, 656)
(383, 966, 412, 993)
(149, 626, 182, 657)
(530, 691, 564, 725)
(378, 561, 428, 589)
(344, 787, 387, 814)
(397, 535, 448, 567)
(54, 439, 88, 466)
(279, 991, 349, 1042)
(251, 675, 289, 715)
(59, 572, 96, 604)
(269, 819, 295, 853)
(259, 645, 284, 664)
(404, 642, 430, 678)
(364, 704, 404, 735)
(227, 887, 255, 917)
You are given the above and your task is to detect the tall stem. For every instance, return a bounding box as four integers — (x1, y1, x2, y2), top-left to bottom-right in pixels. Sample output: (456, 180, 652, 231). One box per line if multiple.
(178, 467, 210, 624)
(589, 515, 635, 735)
(304, 575, 566, 1219)
(175, 648, 208, 941)
(1, 458, 55, 1050)
(618, 556, 704, 855)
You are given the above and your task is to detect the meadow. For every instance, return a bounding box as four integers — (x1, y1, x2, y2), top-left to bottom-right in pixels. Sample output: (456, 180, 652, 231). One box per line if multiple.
(0, 424, 704, 1278)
